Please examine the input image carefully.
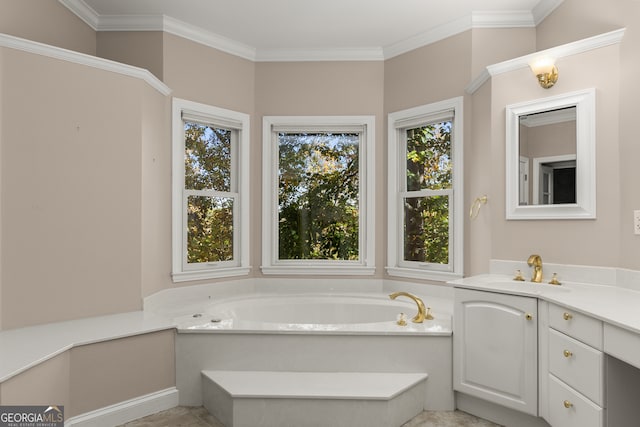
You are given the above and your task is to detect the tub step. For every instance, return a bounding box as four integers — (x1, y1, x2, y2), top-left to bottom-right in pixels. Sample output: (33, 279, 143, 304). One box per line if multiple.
(202, 370, 428, 427)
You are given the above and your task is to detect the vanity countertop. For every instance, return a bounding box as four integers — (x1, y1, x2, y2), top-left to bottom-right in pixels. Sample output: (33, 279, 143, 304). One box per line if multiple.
(449, 274, 640, 335)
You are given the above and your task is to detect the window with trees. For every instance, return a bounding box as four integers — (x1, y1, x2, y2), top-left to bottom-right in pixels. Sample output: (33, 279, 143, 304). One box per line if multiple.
(172, 98, 250, 282)
(387, 97, 463, 281)
(262, 116, 375, 275)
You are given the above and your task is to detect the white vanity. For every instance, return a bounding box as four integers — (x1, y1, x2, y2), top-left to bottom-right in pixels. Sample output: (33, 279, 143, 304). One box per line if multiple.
(451, 268, 640, 427)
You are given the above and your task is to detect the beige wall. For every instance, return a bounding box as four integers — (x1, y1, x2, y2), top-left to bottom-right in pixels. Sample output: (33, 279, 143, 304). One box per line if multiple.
(526, 0, 640, 270)
(162, 33, 255, 114)
(97, 31, 165, 81)
(0, 331, 175, 419)
(487, 45, 622, 268)
(0, 48, 155, 328)
(68, 330, 175, 417)
(0, 352, 70, 408)
(385, 31, 472, 114)
(141, 87, 173, 298)
(471, 28, 537, 78)
(536, 0, 626, 50)
(0, 0, 95, 55)
(467, 81, 494, 275)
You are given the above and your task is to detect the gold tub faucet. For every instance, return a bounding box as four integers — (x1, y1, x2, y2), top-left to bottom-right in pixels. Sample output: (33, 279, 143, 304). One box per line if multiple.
(389, 291, 433, 323)
(527, 254, 543, 283)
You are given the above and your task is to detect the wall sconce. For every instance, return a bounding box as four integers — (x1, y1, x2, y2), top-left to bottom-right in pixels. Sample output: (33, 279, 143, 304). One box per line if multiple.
(529, 58, 558, 89)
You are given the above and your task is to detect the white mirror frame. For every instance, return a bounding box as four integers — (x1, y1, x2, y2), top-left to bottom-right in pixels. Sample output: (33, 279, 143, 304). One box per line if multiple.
(505, 88, 596, 220)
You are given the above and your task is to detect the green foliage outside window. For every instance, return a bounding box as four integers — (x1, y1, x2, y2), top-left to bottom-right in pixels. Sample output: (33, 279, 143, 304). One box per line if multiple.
(278, 133, 360, 260)
(184, 122, 234, 264)
(404, 122, 452, 264)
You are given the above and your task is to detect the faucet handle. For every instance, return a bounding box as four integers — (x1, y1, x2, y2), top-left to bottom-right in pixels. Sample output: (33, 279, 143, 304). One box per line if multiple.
(425, 307, 434, 320)
(549, 273, 561, 285)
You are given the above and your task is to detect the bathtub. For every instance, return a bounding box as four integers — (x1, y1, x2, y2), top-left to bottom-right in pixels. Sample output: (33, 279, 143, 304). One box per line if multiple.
(176, 293, 451, 335)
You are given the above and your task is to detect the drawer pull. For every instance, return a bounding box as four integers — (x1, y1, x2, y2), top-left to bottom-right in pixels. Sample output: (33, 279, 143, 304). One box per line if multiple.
(563, 349, 573, 358)
(526, 313, 533, 320)
(563, 400, 574, 409)
(563, 312, 573, 321)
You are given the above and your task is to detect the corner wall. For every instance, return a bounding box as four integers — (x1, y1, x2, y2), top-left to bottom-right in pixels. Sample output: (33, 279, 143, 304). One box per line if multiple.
(0, 0, 95, 55)
(0, 46, 165, 329)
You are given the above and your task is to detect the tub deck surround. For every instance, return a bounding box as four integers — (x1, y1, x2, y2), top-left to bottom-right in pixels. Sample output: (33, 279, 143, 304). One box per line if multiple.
(0, 278, 453, 386)
(0, 311, 174, 383)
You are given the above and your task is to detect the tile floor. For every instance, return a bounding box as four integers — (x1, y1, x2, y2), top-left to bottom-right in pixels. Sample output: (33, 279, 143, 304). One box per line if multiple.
(119, 405, 502, 427)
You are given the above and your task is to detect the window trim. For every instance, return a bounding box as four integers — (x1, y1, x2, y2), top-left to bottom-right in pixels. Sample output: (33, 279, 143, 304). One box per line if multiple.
(387, 97, 464, 281)
(171, 98, 250, 282)
(261, 116, 376, 275)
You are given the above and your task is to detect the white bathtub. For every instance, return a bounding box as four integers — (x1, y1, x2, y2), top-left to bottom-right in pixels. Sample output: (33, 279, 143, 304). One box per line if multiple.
(176, 293, 451, 335)
(163, 282, 456, 410)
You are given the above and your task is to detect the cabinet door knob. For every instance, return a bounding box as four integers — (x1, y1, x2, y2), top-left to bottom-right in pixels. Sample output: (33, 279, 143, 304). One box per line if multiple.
(563, 350, 573, 358)
(563, 400, 573, 409)
(563, 312, 573, 321)
(526, 313, 533, 320)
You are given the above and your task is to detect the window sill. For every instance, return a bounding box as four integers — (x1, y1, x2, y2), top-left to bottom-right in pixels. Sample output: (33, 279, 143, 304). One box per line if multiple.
(385, 266, 462, 283)
(172, 267, 251, 283)
(261, 265, 376, 276)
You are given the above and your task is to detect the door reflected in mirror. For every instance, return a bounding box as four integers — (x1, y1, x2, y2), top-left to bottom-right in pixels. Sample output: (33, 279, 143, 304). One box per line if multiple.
(518, 107, 576, 205)
(505, 88, 596, 220)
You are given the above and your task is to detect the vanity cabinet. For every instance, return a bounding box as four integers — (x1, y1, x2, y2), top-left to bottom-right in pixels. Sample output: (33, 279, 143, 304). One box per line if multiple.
(544, 303, 605, 427)
(453, 288, 538, 415)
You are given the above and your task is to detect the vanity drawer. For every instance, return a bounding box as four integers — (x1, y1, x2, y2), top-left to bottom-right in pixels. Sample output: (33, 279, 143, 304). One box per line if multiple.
(548, 328, 604, 406)
(548, 374, 603, 427)
(549, 303, 603, 349)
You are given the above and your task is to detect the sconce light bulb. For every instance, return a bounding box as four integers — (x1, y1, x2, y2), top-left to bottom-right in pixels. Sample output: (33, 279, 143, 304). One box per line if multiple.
(529, 58, 558, 89)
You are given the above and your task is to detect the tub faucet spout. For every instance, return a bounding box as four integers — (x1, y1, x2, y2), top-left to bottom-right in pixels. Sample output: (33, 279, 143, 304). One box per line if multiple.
(389, 291, 433, 323)
(527, 254, 543, 283)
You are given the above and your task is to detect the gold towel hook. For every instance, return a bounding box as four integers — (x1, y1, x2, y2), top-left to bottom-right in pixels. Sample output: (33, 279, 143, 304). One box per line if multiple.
(469, 195, 488, 220)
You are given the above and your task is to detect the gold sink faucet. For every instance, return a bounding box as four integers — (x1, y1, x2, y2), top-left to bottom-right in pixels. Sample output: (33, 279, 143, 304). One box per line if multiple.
(527, 254, 543, 283)
(389, 291, 433, 322)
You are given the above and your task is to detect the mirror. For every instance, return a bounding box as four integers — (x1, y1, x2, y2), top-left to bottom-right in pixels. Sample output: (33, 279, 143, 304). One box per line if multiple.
(519, 107, 576, 206)
(506, 88, 596, 219)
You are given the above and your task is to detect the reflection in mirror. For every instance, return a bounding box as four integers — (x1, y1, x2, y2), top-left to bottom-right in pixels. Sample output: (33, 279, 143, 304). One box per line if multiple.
(506, 88, 596, 220)
(518, 107, 576, 205)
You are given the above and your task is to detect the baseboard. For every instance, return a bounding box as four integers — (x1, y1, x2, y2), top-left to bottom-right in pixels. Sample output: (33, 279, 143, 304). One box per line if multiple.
(65, 387, 179, 427)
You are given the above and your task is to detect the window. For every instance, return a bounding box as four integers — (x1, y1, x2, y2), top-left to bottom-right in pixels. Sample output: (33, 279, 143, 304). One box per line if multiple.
(172, 98, 250, 281)
(387, 97, 463, 280)
(262, 116, 375, 275)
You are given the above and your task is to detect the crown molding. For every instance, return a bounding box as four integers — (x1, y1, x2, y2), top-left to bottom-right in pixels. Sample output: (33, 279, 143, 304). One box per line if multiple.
(532, 0, 565, 25)
(162, 15, 256, 61)
(256, 47, 385, 62)
(0, 32, 171, 96)
(466, 27, 626, 94)
(58, 0, 100, 29)
(60, 0, 565, 62)
(471, 10, 535, 28)
(383, 15, 472, 60)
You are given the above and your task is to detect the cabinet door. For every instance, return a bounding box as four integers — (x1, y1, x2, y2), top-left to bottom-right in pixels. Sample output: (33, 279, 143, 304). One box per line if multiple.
(453, 288, 538, 415)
